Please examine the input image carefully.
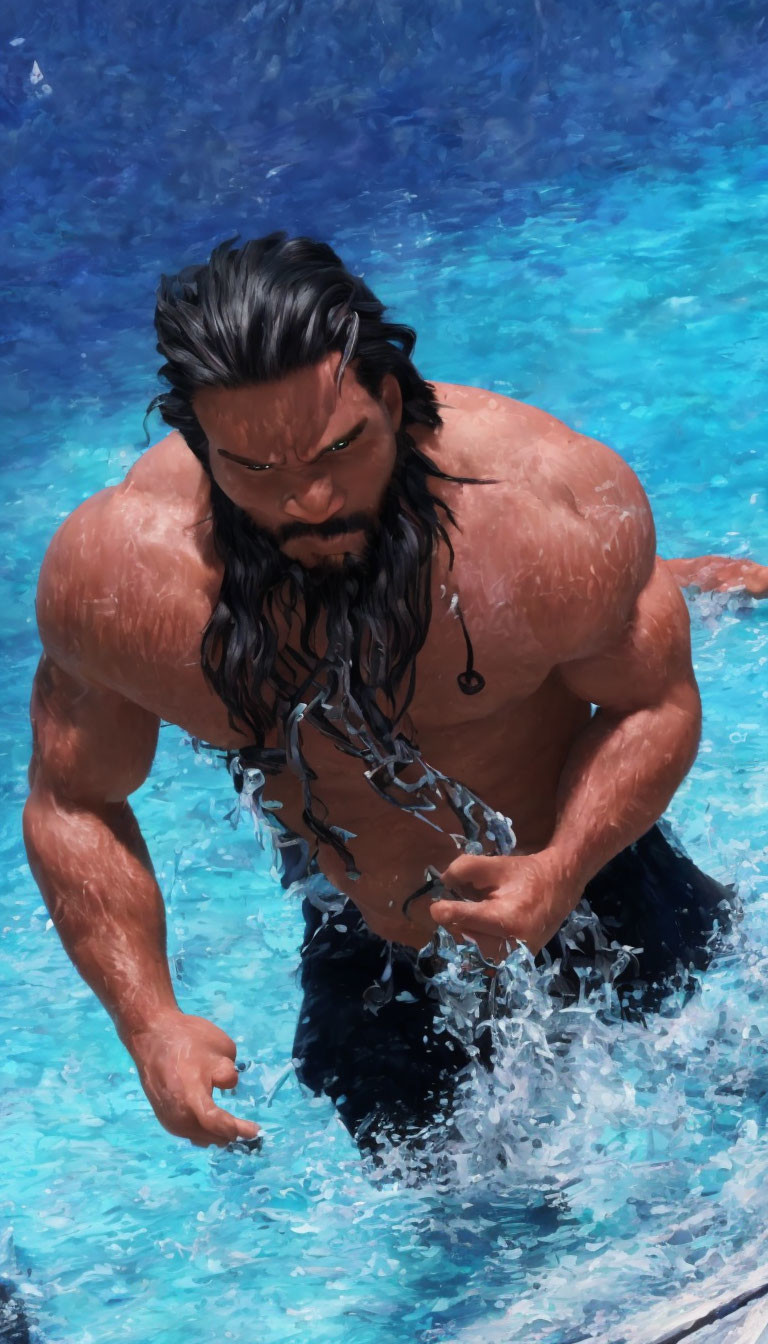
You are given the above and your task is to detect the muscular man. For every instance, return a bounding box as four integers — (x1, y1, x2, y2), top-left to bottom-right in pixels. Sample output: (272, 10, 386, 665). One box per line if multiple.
(24, 234, 742, 1156)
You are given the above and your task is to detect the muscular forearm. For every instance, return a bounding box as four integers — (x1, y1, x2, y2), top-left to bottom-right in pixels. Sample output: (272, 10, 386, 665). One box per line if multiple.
(433, 687, 700, 961)
(543, 684, 701, 901)
(23, 785, 179, 1043)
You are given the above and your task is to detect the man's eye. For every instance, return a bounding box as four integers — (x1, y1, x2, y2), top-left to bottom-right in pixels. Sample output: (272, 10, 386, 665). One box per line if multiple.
(239, 438, 352, 471)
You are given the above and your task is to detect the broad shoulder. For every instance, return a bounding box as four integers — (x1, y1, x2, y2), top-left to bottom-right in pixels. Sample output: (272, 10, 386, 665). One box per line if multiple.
(429, 385, 656, 658)
(430, 382, 646, 507)
(36, 432, 220, 681)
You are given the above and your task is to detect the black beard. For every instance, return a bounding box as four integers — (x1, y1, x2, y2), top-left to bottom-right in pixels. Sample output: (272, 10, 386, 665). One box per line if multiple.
(199, 429, 488, 873)
(200, 428, 461, 748)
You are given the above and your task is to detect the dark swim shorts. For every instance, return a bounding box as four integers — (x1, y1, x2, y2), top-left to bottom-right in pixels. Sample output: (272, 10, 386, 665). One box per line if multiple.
(291, 824, 735, 1154)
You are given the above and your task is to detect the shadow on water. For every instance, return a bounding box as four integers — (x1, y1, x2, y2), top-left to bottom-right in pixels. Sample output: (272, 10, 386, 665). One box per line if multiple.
(0, 1280, 33, 1343)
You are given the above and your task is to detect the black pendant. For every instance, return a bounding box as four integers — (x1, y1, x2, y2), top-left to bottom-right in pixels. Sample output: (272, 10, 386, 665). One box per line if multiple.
(452, 594, 486, 696)
(457, 669, 486, 695)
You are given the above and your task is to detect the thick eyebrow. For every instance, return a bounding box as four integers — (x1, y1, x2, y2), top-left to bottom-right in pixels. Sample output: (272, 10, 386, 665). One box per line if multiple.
(215, 417, 369, 468)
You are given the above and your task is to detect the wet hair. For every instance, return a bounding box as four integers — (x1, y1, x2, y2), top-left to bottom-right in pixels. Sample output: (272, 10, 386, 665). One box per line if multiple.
(146, 231, 444, 463)
(146, 233, 489, 871)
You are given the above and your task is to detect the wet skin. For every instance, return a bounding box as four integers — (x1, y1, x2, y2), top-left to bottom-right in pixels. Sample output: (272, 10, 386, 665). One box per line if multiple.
(23, 355, 749, 1146)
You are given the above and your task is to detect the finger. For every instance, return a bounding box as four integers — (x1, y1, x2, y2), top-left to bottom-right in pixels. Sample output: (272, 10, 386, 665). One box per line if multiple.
(219, 1035, 238, 1061)
(187, 1128, 231, 1149)
(190, 1095, 255, 1144)
(161, 1114, 233, 1148)
(430, 898, 511, 936)
(209, 1105, 260, 1143)
(211, 1057, 240, 1090)
(212, 1030, 237, 1061)
(441, 854, 496, 891)
(460, 926, 524, 965)
(436, 922, 512, 966)
(232, 1117, 262, 1143)
(430, 905, 531, 960)
(185, 1118, 260, 1149)
(185, 1123, 262, 1150)
(199, 1019, 238, 1060)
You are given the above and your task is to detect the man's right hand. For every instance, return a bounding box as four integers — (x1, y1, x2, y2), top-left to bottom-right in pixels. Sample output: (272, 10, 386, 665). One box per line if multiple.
(124, 1011, 261, 1148)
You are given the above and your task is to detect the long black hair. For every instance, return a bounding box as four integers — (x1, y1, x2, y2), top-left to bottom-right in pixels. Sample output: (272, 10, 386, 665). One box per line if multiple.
(148, 232, 444, 469)
(147, 234, 487, 868)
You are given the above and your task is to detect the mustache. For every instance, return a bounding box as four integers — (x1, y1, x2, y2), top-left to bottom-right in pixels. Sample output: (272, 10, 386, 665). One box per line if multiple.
(276, 510, 377, 544)
(199, 430, 469, 760)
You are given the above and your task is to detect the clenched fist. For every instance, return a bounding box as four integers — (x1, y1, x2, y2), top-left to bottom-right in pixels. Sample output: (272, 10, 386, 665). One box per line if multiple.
(124, 1011, 261, 1148)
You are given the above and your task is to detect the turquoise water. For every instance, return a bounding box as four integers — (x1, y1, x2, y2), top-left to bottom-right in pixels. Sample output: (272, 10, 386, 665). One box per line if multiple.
(5, 163, 768, 1344)
(5, 3, 768, 1341)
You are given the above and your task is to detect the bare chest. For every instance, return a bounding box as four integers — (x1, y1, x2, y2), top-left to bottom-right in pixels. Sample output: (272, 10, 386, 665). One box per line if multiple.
(114, 582, 587, 860)
(109, 563, 552, 743)
(95, 516, 591, 946)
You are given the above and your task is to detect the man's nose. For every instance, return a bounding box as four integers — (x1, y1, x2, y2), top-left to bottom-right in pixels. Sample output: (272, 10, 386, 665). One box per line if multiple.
(282, 471, 346, 524)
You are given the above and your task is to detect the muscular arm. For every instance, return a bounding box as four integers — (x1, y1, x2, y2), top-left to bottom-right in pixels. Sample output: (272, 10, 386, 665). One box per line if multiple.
(23, 654, 175, 1042)
(433, 437, 702, 956)
(24, 500, 259, 1147)
(546, 557, 700, 891)
(511, 438, 702, 892)
(554, 543, 765, 884)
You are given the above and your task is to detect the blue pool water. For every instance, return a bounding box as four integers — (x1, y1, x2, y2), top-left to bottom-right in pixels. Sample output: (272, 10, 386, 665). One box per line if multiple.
(4, 2, 768, 1340)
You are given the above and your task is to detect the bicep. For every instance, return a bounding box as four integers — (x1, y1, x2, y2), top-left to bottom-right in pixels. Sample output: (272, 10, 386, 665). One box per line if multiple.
(29, 654, 159, 806)
(557, 558, 701, 716)
(31, 495, 160, 805)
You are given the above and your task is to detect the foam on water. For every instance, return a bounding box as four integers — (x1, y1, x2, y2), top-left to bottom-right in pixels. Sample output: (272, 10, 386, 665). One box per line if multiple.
(351, 879, 768, 1337)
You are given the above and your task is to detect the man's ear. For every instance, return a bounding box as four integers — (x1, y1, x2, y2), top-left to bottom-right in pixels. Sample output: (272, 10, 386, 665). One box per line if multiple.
(380, 373, 403, 432)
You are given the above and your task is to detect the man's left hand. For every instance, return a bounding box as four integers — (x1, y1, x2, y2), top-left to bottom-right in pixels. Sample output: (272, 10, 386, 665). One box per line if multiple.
(430, 851, 579, 964)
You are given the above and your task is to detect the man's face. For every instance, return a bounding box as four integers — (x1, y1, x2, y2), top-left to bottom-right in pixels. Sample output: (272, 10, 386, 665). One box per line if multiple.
(194, 355, 403, 571)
